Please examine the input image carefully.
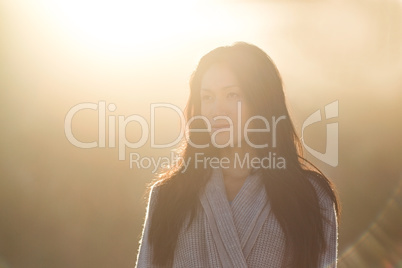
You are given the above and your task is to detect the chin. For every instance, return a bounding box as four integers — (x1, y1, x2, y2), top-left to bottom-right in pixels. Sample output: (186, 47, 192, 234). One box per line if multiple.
(209, 132, 243, 147)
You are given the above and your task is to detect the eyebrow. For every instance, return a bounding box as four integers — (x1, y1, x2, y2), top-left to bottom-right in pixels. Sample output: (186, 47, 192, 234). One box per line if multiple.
(201, 85, 240, 91)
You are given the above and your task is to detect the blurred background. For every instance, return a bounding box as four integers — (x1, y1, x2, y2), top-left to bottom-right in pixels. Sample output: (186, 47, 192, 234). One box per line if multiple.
(1, 0, 401, 267)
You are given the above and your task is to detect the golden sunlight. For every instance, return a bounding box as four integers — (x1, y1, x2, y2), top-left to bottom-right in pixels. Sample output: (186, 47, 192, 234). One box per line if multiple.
(1, 0, 401, 267)
(38, 0, 258, 58)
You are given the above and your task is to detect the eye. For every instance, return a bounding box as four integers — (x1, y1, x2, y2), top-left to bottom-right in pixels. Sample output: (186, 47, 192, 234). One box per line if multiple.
(201, 95, 212, 101)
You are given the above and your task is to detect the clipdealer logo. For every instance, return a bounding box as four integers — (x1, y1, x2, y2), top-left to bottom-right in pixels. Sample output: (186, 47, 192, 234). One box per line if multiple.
(301, 100, 339, 167)
(64, 101, 187, 161)
(64, 100, 339, 170)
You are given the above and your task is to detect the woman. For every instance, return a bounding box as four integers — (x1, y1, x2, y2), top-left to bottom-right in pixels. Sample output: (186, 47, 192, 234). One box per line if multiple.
(135, 42, 341, 268)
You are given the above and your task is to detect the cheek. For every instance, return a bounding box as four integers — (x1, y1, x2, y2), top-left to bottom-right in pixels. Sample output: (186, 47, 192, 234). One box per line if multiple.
(200, 103, 208, 116)
(200, 105, 213, 126)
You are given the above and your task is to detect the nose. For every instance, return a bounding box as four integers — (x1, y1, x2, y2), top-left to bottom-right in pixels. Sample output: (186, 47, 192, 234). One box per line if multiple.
(211, 97, 229, 118)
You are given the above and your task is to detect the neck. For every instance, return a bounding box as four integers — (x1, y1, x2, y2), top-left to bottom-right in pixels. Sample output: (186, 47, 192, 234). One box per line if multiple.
(217, 144, 258, 181)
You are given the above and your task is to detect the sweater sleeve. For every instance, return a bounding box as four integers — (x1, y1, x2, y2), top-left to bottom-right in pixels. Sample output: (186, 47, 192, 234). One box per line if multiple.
(311, 179, 339, 268)
(319, 197, 338, 268)
(135, 184, 159, 268)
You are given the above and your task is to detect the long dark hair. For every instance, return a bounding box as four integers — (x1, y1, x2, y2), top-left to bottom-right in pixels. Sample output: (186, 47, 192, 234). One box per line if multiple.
(145, 42, 341, 268)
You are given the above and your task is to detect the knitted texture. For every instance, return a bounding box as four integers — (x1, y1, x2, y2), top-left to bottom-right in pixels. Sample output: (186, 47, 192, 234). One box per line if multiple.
(136, 167, 338, 268)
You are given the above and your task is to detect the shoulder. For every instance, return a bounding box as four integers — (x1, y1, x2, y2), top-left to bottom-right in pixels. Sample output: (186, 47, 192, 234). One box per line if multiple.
(304, 170, 336, 210)
(140, 183, 162, 224)
(147, 183, 162, 209)
(304, 170, 341, 229)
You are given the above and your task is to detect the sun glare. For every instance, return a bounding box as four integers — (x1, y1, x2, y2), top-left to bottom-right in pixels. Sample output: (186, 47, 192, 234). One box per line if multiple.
(40, 0, 251, 58)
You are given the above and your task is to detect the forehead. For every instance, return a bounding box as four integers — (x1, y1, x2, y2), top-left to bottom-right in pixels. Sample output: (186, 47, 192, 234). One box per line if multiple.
(200, 64, 240, 91)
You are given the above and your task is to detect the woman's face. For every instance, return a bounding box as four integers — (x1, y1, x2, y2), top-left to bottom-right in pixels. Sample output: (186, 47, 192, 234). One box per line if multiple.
(200, 63, 252, 148)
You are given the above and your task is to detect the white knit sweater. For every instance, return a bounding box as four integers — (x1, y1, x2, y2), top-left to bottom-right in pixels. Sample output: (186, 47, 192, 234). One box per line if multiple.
(135, 167, 338, 268)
